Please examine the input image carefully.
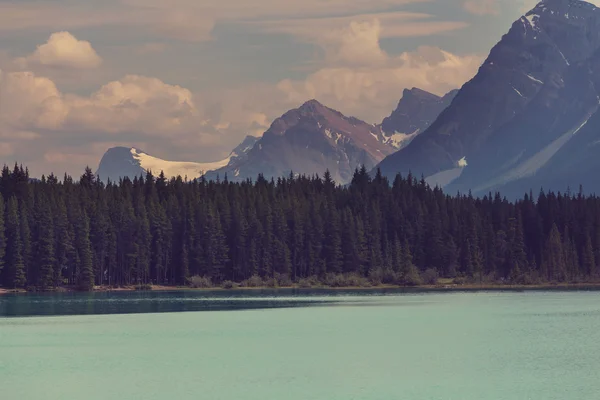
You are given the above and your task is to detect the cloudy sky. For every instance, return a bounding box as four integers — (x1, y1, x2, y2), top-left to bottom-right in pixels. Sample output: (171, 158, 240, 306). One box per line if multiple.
(0, 0, 574, 176)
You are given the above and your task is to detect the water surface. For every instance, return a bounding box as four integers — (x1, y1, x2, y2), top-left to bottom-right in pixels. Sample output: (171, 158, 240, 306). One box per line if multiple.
(1, 290, 599, 399)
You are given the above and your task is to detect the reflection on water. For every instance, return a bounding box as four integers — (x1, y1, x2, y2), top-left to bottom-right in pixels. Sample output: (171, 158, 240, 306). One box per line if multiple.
(3, 287, 600, 317)
(0, 288, 430, 317)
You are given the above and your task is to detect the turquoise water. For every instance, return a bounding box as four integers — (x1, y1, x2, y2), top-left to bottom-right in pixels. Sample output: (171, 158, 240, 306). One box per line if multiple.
(1, 290, 600, 399)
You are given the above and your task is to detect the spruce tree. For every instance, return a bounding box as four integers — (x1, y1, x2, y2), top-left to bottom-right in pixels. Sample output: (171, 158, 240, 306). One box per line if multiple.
(4, 197, 26, 288)
(36, 199, 56, 291)
(0, 196, 6, 278)
(76, 213, 95, 291)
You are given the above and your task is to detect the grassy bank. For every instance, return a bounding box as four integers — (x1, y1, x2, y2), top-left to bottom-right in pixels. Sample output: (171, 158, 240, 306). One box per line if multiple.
(4, 281, 600, 295)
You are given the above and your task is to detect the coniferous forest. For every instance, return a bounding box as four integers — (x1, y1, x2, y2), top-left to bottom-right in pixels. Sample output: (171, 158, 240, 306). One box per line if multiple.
(0, 163, 599, 292)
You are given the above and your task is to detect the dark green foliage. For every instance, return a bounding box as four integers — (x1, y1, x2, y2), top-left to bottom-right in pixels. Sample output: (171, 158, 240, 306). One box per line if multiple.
(1, 165, 600, 291)
(0, 197, 5, 274)
(76, 213, 95, 291)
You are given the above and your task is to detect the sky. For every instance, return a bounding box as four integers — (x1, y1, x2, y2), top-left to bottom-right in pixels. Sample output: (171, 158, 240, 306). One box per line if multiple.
(0, 0, 588, 177)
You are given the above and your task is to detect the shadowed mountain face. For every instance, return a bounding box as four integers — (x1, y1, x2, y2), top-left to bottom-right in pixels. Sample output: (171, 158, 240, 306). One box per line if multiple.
(206, 91, 457, 184)
(95, 147, 146, 182)
(379, 88, 458, 149)
(94, 87, 457, 185)
(206, 100, 398, 184)
(376, 0, 600, 197)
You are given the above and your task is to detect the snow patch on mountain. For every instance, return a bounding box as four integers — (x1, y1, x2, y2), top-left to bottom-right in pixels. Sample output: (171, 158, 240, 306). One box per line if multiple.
(526, 74, 544, 84)
(385, 130, 420, 149)
(130, 148, 232, 179)
(525, 14, 540, 30)
(97, 136, 259, 182)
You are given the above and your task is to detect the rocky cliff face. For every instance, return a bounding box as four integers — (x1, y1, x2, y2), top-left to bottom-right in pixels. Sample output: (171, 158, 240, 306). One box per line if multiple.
(94, 86, 458, 185)
(376, 0, 600, 196)
(207, 99, 397, 184)
(379, 88, 458, 149)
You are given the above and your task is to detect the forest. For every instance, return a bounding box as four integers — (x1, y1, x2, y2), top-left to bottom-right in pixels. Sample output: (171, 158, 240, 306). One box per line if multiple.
(0, 164, 598, 291)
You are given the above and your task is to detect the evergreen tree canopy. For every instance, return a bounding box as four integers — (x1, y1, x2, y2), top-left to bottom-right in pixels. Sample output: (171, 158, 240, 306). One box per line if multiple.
(1, 165, 599, 290)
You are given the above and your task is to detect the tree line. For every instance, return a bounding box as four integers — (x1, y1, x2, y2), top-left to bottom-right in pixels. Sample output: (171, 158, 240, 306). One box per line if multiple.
(0, 163, 598, 291)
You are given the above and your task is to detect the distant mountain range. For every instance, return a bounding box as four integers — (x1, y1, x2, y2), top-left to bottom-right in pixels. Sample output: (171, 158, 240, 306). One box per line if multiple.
(97, 0, 600, 198)
(96, 88, 455, 184)
(96, 136, 258, 182)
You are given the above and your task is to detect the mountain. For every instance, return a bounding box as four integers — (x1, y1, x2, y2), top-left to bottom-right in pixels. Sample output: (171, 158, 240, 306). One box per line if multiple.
(94, 87, 455, 185)
(96, 135, 258, 182)
(379, 88, 458, 149)
(497, 107, 600, 198)
(376, 0, 600, 197)
(205, 99, 398, 184)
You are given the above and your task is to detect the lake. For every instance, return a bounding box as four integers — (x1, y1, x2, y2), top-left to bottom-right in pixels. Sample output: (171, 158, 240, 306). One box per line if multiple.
(1, 289, 599, 399)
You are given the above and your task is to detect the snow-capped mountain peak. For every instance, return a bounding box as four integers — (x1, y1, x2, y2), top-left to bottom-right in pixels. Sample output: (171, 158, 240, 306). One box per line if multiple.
(96, 136, 258, 182)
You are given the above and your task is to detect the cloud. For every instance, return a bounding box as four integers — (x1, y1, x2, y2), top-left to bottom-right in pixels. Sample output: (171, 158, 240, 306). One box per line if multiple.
(463, 0, 500, 15)
(0, 70, 67, 131)
(0, 69, 261, 176)
(0, 69, 230, 174)
(0, 0, 431, 42)
(275, 19, 483, 122)
(16, 32, 102, 70)
(253, 12, 468, 43)
(121, 0, 434, 42)
(0, 71, 204, 136)
(0, 3, 132, 32)
(322, 19, 389, 66)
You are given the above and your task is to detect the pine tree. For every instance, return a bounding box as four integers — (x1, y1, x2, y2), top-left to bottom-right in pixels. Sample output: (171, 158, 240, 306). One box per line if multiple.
(4, 162, 600, 291)
(544, 223, 566, 282)
(4, 197, 26, 288)
(583, 233, 597, 279)
(322, 202, 343, 274)
(19, 204, 32, 286)
(35, 198, 56, 290)
(0, 196, 6, 277)
(76, 213, 95, 291)
(400, 239, 420, 286)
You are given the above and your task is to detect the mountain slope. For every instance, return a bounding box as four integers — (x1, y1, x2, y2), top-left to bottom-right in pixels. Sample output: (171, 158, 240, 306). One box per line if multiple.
(206, 100, 397, 184)
(376, 0, 600, 194)
(497, 104, 600, 198)
(94, 87, 455, 185)
(96, 136, 258, 182)
(379, 88, 458, 149)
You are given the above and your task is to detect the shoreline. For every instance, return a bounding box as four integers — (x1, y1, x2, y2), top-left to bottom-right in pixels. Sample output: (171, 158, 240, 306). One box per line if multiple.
(3, 282, 600, 295)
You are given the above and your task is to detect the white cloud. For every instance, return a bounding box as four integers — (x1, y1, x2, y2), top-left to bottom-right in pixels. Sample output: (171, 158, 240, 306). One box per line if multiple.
(0, 70, 67, 130)
(322, 19, 389, 66)
(16, 32, 102, 70)
(275, 20, 482, 122)
(0, 69, 237, 175)
(0, 71, 204, 137)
